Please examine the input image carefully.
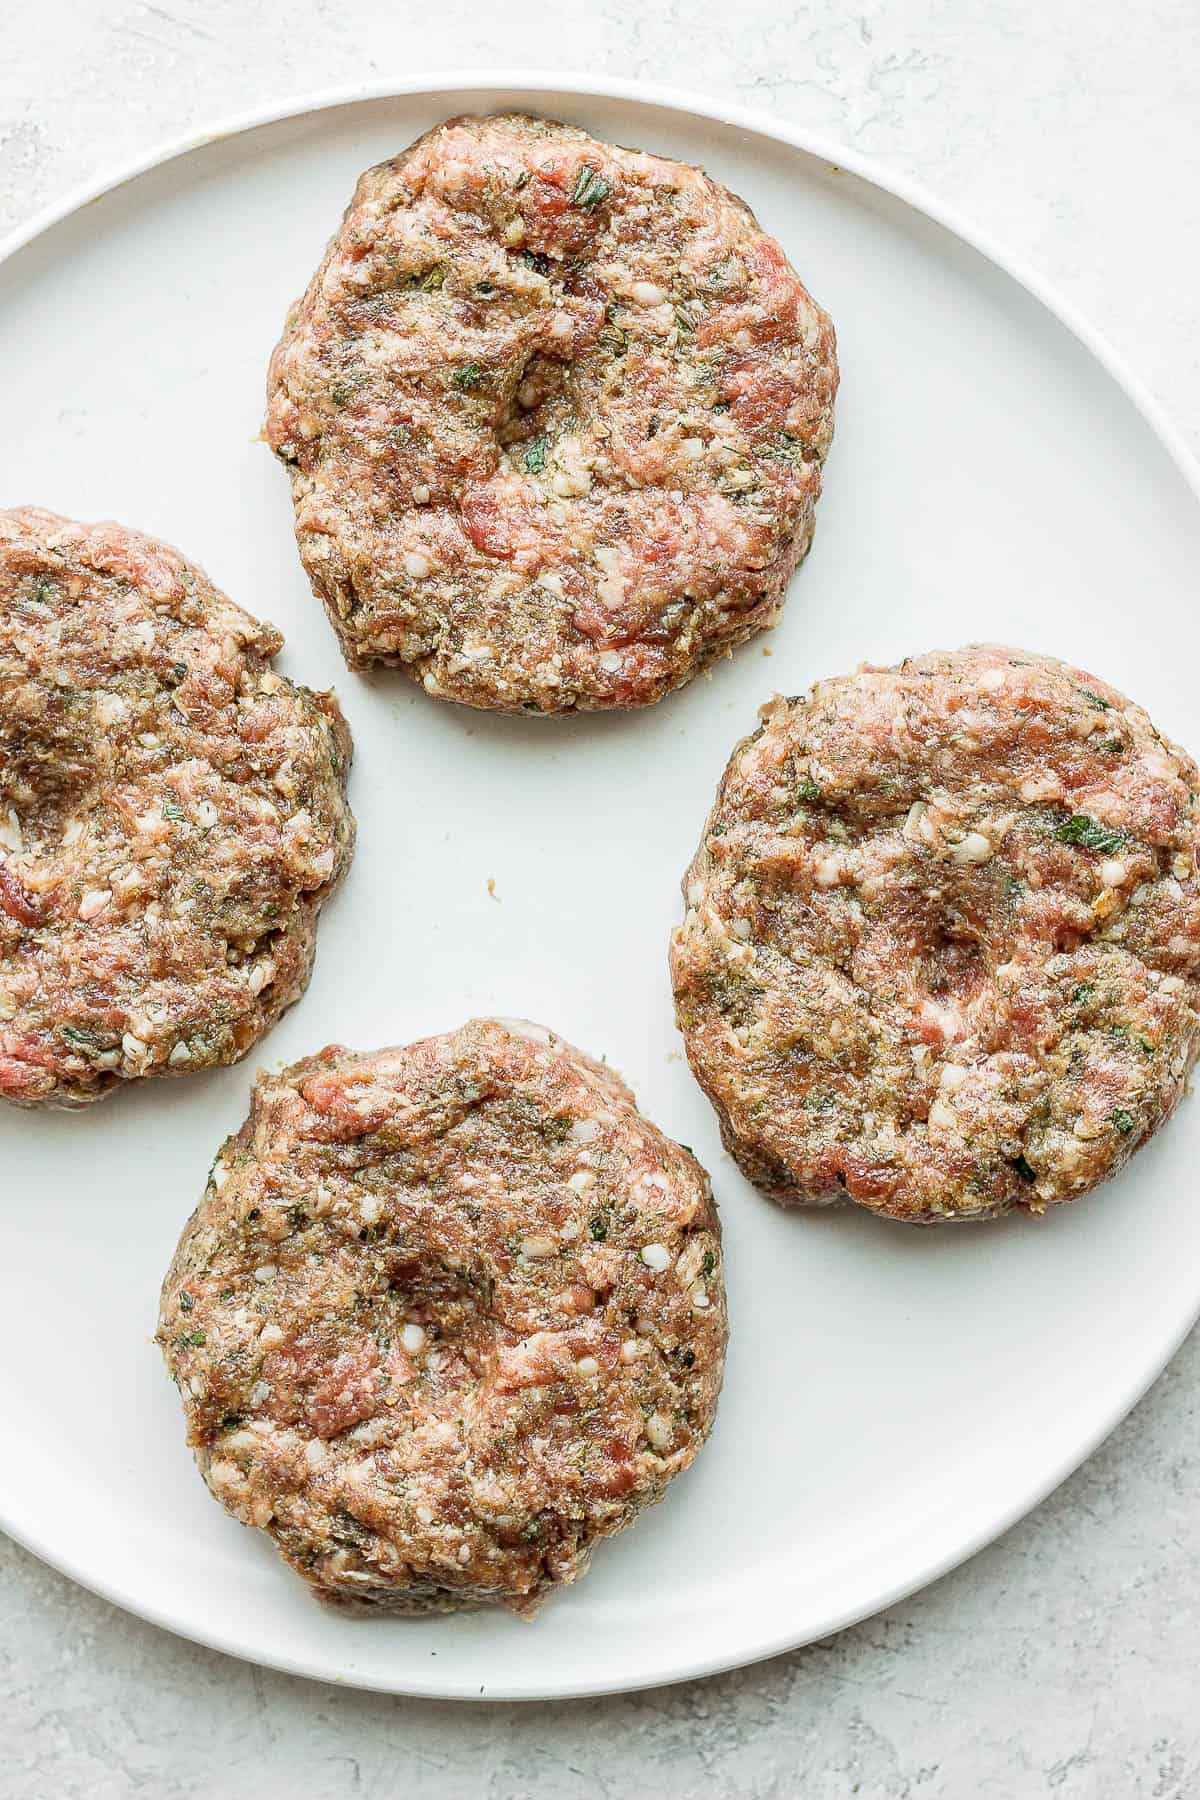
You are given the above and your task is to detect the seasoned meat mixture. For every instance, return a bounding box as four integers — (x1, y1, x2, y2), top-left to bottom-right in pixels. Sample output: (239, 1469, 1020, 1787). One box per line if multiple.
(266, 112, 838, 712)
(0, 508, 354, 1106)
(158, 1019, 727, 1614)
(671, 646, 1200, 1222)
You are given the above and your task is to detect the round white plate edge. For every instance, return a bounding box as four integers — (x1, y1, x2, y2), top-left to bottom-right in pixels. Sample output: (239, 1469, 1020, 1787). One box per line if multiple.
(2, 70, 1199, 1702)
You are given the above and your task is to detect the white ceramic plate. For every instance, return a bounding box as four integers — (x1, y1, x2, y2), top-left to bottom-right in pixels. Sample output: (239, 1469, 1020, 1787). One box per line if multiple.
(2, 75, 1199, 1703)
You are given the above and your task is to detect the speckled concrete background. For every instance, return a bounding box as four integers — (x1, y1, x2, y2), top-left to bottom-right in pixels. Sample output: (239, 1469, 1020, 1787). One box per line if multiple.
(3, 5, 1200, 1794)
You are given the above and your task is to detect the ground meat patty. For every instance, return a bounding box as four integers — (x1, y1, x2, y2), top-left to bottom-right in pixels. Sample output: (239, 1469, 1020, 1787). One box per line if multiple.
(0, 508, 354, 1106)
(158, 1019, 727, 1614)
(265, 113, 838, 713)
(671, 646, 1200, 1223)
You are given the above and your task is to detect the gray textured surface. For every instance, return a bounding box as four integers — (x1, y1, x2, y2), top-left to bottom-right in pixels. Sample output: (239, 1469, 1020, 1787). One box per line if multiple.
(3, 4, 1200, 1794)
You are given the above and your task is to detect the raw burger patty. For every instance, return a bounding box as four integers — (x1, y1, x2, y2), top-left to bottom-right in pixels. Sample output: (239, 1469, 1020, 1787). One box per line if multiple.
(158, 1019, 727, 1615)
(266, 112, 838, 713)
(671, 646, 1200, 1223)
(0, 508, 354, 1106)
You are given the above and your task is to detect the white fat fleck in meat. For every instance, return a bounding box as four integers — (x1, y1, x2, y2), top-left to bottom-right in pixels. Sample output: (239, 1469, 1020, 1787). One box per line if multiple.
(645, 1411, 674, 1450)
(95, 692, 128, 725)
(593, 546, 628, 611)
(921, 1000, 964, 1042)
(1020, 774, 1063, 802)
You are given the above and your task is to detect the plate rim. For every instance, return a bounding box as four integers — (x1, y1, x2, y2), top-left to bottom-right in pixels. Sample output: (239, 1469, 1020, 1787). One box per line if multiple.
(2, 69, 1199, 1702)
